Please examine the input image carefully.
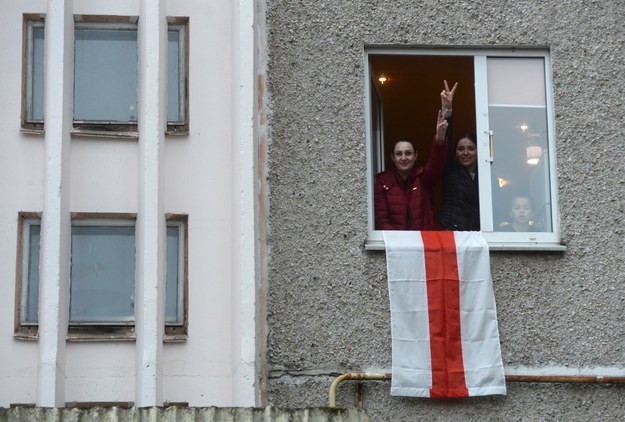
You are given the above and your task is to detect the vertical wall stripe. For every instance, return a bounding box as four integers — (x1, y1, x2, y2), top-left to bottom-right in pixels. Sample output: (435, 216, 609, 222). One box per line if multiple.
(38, 0, 73, 407)
(135, 0, 167, 407)
(231, 0, 258, 406)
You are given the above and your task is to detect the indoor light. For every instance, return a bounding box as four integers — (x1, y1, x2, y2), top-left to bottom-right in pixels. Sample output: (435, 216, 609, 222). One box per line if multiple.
(526, 145, 542, 165)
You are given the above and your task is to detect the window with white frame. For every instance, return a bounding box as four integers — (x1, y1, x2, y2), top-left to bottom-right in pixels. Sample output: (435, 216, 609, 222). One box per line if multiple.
(21, 14, 189, 136)
(15, 213, 188, 341)
(365, 48, 562, 250)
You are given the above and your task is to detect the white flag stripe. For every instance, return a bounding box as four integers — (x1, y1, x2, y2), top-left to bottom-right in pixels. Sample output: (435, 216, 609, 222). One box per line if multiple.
(455, 232, 506, 395)
(384, 231, 432, 396)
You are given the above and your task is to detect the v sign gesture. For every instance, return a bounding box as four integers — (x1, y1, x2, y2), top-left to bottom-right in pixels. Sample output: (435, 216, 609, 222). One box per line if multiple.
(440, 80, 458, 118)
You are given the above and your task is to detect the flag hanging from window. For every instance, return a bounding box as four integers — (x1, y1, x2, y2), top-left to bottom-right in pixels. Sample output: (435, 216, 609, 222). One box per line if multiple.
(384, 230, 506, 398)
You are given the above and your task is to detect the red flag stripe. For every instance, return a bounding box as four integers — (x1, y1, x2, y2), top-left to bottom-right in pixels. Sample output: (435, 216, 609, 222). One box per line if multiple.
(422, 231, 469, 398)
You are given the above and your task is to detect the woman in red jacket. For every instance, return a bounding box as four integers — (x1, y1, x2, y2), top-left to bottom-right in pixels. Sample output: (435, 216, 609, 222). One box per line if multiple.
(374, 111, 449, 230)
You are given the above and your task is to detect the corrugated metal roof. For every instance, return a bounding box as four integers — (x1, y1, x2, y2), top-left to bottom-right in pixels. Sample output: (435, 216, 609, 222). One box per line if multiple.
(0, 406, 369, 422)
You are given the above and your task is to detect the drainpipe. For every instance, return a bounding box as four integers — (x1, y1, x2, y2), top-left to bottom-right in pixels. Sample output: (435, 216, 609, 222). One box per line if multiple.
(328, 372, 625, 408)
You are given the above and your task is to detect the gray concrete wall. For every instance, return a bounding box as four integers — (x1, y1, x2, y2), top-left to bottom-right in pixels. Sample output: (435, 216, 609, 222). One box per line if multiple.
(264, 0, 625, 420)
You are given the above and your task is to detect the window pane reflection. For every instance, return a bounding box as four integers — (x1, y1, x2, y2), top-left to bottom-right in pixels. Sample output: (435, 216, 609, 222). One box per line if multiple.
(488, 58, 553, 233)
(167, 29, 181, 123)
(24, 224, 40, 324)
(74, 28, 138, 122)
(166, 225, 182, 324)
(31, 26, 45, 121)
(70, 225, 136, 323)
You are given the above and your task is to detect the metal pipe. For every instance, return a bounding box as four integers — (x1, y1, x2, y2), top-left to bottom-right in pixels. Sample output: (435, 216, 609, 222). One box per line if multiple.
(328, 372, 625, 408)
(329, 373, 391, 407)
(505, 374, 625, 384)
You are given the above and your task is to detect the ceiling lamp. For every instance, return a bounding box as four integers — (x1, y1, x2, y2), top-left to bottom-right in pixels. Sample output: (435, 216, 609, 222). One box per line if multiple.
(526, 145, 542, 165)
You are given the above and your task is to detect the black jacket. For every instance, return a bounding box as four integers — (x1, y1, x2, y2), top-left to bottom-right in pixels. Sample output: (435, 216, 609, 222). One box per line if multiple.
(438, 118, 480, 231)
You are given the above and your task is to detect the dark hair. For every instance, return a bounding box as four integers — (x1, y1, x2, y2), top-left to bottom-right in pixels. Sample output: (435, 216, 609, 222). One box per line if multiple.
(510, 192, 534, 203)
(509, 193, 533, 207)
(392, 137, 416, 152)
(456, 132, 477, 147)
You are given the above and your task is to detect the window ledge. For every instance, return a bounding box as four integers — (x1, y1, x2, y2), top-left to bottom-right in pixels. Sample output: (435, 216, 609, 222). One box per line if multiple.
(20, 127, 188, 139)
(14, 327, 188, 342)
(164, 333, 188, 343)
(365, 233, 567, 252)
(71, 128, 139, 139)
(486, 242, 566, 252)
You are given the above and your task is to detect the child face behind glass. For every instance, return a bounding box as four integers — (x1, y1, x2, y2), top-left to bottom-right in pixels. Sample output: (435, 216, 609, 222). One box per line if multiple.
(509, 197, 533, 225)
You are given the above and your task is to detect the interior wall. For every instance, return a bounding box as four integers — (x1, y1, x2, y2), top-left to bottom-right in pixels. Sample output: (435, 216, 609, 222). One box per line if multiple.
(369, 55, 475, 169)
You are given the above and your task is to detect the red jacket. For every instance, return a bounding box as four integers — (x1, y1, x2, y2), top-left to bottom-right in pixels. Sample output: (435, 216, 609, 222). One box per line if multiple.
(374, 136, 447, 230)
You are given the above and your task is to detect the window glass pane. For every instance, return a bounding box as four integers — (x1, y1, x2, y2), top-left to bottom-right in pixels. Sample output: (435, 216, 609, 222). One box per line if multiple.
(167, 29, 181, 123)
(74, 28, 138, 122)
(165, 226, 182, 323)
(487, 57, 553, 233)
(487, 58, 546, 105)
(70, 225, 135, 323)
(21, 218, 185, 327)
(27, 20, 185, 127)
(24, 224, 41, 324)
(31, 26, 45, 121)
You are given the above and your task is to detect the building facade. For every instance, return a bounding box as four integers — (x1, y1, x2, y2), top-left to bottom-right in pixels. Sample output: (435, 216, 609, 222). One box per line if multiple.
(264, 0, 625, 420)
(3, 0, 625, 420)
(1, 0, 259, 408)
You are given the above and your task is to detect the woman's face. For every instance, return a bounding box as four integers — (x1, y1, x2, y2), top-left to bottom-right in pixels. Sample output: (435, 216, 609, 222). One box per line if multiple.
(456, 137, 477, 169)
(392, 141, 417, 176)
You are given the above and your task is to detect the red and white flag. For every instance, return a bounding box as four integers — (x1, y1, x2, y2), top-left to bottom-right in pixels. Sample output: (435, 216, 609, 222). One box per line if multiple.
(384, 230, 506, 398)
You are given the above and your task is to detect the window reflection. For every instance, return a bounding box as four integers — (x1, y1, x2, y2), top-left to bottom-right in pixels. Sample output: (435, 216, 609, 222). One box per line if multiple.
(487, 57, 553, 233)
(489, 106, 552, 232)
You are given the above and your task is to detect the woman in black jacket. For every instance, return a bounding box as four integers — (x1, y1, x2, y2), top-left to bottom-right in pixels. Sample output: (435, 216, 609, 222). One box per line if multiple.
(437, 81, 480, 231)
(439, 131, 480, 231)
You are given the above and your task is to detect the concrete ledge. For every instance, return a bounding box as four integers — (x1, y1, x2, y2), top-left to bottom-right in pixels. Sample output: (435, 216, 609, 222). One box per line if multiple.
(0, 406, 369, 422)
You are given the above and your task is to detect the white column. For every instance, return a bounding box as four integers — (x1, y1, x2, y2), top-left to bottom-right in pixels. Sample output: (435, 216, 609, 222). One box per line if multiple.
(230, 0, 258, 406)
(135, 0, 167, 407)
(38, 0, 73, 408)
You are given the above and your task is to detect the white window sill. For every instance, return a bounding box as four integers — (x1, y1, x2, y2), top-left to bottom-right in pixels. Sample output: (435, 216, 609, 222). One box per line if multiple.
(365, 231, 567, 252)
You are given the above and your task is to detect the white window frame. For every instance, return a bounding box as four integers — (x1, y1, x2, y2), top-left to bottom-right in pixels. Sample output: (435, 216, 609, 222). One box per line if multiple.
(21, 14, 189, 137)
(364, 47, 564, 251)
(14, 213, 188, 341)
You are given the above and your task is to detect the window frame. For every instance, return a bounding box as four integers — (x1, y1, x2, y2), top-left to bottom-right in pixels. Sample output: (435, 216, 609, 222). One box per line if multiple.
(364, 47, 564, 251)
(14, 212, 189, 342)
(21, 14, 45, 134)
(20, 14, 190, 138)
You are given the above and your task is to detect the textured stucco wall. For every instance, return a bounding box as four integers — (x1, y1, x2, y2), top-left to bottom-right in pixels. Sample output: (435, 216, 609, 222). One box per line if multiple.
(264, 0, 625, 419)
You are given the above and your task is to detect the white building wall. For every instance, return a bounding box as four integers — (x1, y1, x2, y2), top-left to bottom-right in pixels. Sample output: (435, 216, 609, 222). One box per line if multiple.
(0, 0, 257, 408)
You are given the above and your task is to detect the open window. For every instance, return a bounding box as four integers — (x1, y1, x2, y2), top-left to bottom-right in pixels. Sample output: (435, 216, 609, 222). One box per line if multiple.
(365, 48, 562, 250)
(15, 212, 188, 341)
(21, 14, 189, 137)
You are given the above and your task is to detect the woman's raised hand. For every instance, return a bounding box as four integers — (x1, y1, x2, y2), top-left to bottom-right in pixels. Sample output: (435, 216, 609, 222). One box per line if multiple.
(440, 80, 458, 117)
